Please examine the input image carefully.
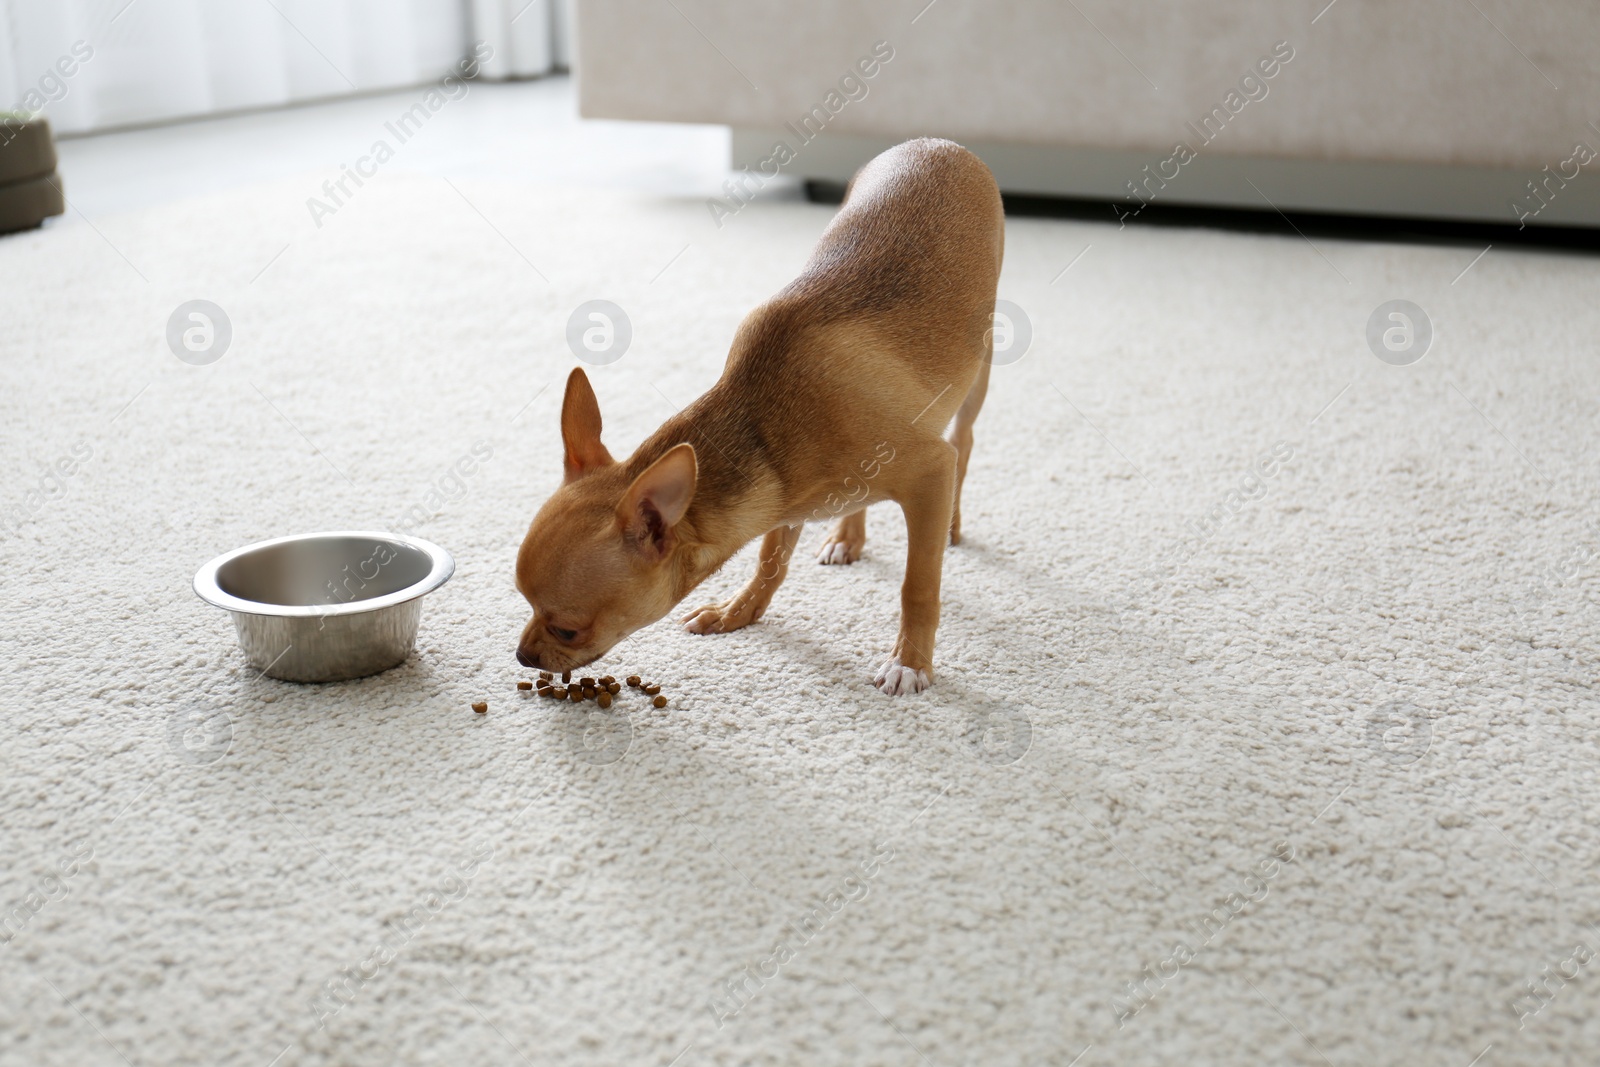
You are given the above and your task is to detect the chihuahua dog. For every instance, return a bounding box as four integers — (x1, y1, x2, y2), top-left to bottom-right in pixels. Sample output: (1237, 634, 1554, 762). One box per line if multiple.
(515, 138, 1004, 694)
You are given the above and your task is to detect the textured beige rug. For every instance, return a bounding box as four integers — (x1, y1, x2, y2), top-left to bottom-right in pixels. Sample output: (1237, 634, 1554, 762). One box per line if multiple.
(1, 168, 1597, 1066)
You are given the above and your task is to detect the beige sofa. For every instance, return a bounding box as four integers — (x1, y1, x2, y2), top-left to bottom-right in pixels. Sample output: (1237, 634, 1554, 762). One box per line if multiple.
(575, 0, 1600, 227)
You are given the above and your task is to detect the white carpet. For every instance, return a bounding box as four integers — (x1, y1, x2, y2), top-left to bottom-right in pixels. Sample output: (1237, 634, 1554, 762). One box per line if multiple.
(2, 170, 1598, 1067)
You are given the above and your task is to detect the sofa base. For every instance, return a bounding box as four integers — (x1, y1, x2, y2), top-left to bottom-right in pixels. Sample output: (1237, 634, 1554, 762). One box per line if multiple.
(733, 129, 1600, 231)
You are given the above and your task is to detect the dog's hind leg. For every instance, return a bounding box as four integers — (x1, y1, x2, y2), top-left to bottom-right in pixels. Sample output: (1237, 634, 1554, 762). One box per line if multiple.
(947, 353, 991, 546)
(682, 523, 803, 634)
(874, 442, 957, 695)
(817, 510, 867, 565)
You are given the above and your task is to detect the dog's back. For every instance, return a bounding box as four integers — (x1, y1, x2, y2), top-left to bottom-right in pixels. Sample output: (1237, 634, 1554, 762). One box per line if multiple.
(717, 139, 1004, 480)
(800, 137, 1004, 333)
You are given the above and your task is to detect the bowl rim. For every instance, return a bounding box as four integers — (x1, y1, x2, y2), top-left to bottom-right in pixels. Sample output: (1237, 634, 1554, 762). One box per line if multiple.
(193, 530, 455, 618)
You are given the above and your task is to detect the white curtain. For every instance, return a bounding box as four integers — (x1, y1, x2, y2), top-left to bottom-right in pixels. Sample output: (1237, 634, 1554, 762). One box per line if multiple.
(470, 0, 565, 80)
(0, 0, 572, 135)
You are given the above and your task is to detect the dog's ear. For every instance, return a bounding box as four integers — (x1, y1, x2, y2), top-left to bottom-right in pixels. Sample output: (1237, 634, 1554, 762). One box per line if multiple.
(617, 443, 697, 562)
(561, 367, 613, 481)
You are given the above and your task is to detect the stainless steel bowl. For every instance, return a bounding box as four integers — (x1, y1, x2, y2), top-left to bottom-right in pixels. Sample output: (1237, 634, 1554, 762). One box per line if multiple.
(193, 531, 455, 683)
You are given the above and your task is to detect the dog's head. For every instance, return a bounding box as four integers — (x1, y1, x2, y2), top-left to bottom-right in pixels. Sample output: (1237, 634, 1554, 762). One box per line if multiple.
(514, 368, 698, 672)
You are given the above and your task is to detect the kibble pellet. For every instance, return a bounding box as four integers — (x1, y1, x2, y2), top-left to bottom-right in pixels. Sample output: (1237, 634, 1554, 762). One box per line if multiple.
(643, 684, 660, 696)
(472, 702, 488, 713)
(517, 681, 533, 691)
(652, 695, 667, 708)
(598, 691, 613, 709)
(626, 676, 641, 687)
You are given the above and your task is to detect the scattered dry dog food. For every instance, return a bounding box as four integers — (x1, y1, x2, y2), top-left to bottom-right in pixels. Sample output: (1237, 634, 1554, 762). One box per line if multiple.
(518, 671, 674, 711)
(471, 702, 488, 713)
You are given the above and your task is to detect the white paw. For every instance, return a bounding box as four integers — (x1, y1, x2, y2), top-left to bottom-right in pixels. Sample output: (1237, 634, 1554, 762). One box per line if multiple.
(680, 603, 723, 634)
(817, 540, 859, 565)
(873, 657, 931, 696)
(680, 599, 759, 635)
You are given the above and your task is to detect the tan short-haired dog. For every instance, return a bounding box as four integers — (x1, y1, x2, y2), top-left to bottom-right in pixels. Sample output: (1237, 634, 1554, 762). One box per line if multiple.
(515, 138, 1004, 694)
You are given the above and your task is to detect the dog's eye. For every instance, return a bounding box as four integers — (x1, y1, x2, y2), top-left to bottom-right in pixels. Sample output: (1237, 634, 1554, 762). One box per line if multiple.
(548, 625, 578, 643)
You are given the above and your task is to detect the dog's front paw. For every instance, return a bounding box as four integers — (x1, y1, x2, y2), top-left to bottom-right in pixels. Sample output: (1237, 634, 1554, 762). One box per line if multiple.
(817, 515, 866, 565)
(819, 534, 870, 566)
(681, 596, 763, 635)
(873, 656, 931, 696)
(817, 539, 860, 565)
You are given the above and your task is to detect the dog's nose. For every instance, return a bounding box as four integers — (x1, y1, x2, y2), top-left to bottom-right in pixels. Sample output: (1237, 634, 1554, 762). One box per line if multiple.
(515, 647, 539, 669)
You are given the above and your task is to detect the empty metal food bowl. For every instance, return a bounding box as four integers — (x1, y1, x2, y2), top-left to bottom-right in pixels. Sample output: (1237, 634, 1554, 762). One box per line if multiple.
(193, 531, 454, 683)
